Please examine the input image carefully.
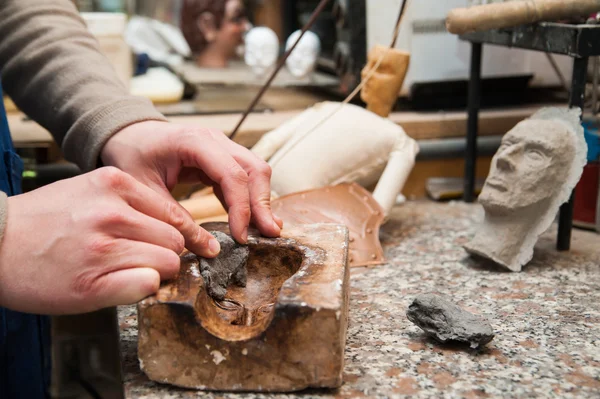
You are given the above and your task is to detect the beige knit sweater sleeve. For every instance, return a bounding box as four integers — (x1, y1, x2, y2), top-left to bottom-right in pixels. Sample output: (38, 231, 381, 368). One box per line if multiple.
(0, 0, 168, 244)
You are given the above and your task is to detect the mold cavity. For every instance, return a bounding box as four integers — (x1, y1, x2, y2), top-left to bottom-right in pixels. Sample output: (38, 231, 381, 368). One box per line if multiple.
(195, 243, 304, 341)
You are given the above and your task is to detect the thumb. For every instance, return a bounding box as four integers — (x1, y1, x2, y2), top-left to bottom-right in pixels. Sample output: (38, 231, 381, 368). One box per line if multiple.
(136, 173, 222, 258)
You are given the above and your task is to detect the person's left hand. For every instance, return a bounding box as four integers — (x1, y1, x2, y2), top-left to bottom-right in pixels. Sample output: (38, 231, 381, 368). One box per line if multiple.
(101, 120, 282, 248)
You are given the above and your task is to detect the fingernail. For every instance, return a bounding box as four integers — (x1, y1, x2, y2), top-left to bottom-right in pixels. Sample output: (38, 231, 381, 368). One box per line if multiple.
(272, 220, 281, 233)
(274, 215, 284, 228)
(241, 227, 248, 243)
(209, 238, 221, 255)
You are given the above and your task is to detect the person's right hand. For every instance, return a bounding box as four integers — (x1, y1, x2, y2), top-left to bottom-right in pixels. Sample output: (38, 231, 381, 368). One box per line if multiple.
(0, 167, 219, 315)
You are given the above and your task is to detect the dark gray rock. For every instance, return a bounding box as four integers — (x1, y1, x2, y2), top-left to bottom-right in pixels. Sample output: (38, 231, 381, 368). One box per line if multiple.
(406, 293, 495, 349)
(199, 231, 249, 300)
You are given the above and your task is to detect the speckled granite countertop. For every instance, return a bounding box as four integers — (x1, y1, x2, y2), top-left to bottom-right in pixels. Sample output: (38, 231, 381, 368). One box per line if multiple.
(118, 200, 600, 398)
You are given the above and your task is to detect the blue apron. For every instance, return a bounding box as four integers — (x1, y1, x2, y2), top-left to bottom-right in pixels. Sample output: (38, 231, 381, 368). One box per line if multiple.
(0, 84, 51, 398)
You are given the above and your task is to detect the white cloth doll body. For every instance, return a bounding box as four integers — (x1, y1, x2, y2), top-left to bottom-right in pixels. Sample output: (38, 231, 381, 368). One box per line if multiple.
(252, 101, 419, 217)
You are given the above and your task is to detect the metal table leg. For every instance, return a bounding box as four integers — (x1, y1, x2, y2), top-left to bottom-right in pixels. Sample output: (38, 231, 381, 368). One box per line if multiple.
(557, 56, 589, 251)
(464, 42, 483, 202)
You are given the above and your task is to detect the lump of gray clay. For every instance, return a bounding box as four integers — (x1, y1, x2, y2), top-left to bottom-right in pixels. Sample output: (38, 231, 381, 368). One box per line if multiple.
(199, 231, 249, 300)
(464, 107, 587, 272)
(406, 293, 494, 349)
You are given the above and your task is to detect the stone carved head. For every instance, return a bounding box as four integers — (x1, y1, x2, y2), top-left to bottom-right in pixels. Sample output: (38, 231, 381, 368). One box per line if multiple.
(480, 119, 575, 215)
(285, 30, 321, 78)
(244, 27, 280, 76)
(360, 45, 410, 117)
(180, 0, 249, 68)
(465, 108, 588, 271)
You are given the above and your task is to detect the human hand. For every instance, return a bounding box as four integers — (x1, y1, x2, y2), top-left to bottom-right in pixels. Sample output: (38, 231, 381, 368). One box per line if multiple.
(0, 167, 218, 315)
(101, 121, 282, 245)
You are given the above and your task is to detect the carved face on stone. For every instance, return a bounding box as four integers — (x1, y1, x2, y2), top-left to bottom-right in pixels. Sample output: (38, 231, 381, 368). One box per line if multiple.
(180, 0, 249, 66)
(244, 27, 279, 76)
(479, 119, 575, 215)
(360, 45, 410, 117)
(285, 30, 321, 78)
(194, 238, 304, 340)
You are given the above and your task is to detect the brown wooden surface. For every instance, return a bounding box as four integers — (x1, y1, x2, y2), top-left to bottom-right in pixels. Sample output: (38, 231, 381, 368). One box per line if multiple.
(403, 157, 494, 199)
(253, 0, 283, 41)
(176, 61, 339, 88)
(7, 105, 546, 148)
(155, 87, 326, 116)
(137, 222, 350, 392)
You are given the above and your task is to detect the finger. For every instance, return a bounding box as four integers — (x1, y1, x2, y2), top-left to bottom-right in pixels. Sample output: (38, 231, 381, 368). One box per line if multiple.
(105, 208, 186, 255)
(178, 135, 251, 243)
(219, 140, 280, 237)
(133, 194, 221, 258)
(95, 268, 161, 308)
(111, 173, 221, 257)
(102, 239, 182, 280)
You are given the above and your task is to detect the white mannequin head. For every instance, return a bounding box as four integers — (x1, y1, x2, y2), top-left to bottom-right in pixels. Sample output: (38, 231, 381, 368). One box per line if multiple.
(244, 27, 280, 76)
(285, 30, 321, 78)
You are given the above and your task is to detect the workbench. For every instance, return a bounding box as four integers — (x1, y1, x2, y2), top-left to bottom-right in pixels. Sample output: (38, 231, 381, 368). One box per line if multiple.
(8, 104, 551, 198)
(7, 104, 547, 148)
(118, 200, 600, 398)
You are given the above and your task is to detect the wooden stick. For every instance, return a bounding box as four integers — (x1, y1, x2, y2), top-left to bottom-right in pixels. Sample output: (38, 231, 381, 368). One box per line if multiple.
(229, 0, 332, 140)
(447, 0, 600, 35)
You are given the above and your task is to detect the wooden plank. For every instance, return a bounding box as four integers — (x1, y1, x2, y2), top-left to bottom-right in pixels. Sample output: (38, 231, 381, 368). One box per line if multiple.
(253, 0, 283, 41)
(388, 106, 545, 141)
(171, 104, 547, 146)
(402, 156, 493, 199)
(7, 104, 549, 149)
(171, 110, 300, 148)
(7, 113, 54, 146)
(155, 87, 324, 116)
(176, 61, 339, 88)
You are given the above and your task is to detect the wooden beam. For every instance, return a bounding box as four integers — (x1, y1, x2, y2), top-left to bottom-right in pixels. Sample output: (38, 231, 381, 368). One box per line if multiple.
(7, 104, 549, 149)
(252, 0, 283, 41)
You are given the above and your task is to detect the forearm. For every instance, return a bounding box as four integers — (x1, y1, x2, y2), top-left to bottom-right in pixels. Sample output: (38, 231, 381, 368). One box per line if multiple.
(372, 137, 419, 217)
(0, 0, 167, 171)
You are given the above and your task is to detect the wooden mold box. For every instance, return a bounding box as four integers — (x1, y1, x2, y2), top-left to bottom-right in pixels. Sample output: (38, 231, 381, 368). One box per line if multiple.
(137, 222, 350, 392)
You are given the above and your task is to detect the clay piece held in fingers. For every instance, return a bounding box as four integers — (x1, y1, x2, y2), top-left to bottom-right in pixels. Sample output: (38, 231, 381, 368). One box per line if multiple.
(406, 293, 495, 349)
(137, 222, 350, 392)
(197, 231, 248, 300)
(464, 108, 588, 272)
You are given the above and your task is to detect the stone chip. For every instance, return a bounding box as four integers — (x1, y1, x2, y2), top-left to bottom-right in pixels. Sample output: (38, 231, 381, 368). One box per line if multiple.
(406, 293, 495, 349)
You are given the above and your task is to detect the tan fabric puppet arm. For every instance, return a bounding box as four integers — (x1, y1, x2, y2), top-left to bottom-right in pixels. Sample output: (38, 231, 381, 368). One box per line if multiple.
(372, 137, 419, 218)
(251, 105, 322, 161)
